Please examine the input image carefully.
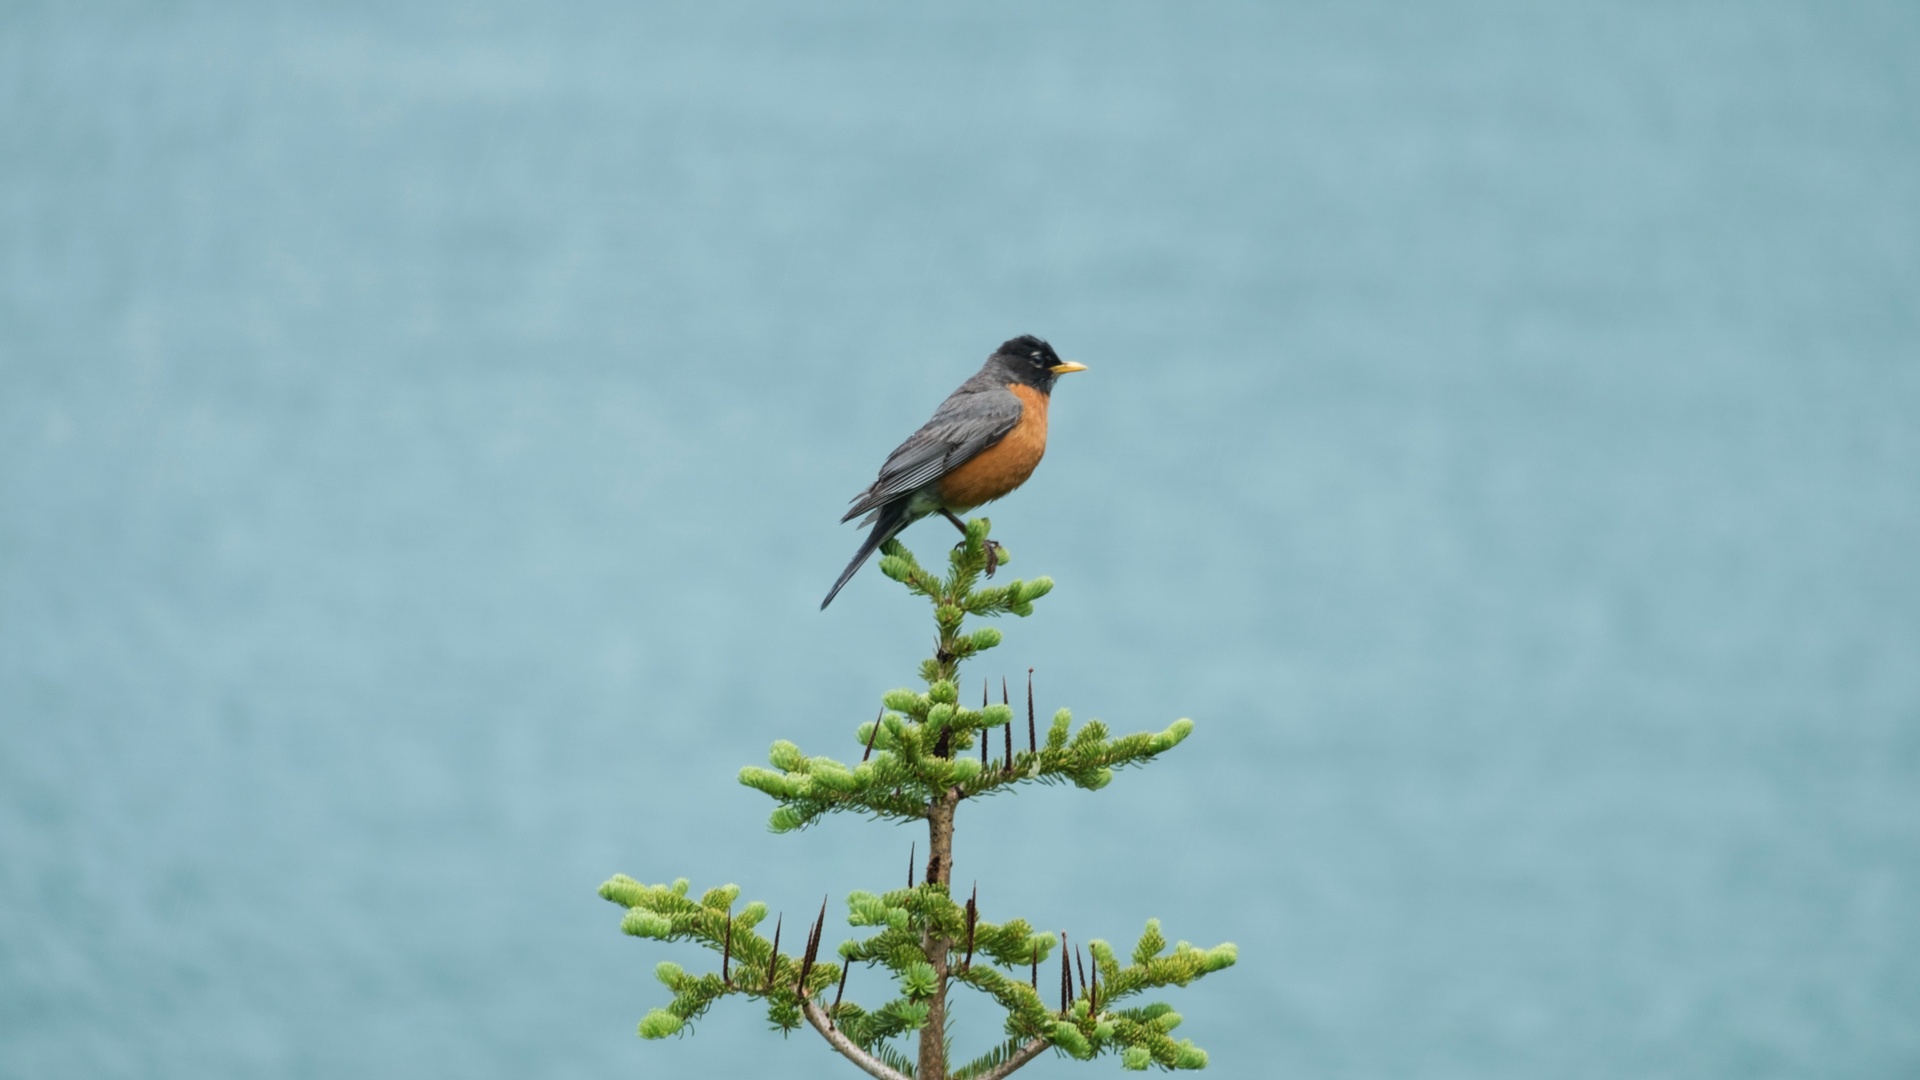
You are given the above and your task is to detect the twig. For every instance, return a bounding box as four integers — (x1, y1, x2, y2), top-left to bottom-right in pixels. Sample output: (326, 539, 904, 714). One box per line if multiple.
(962, 884, 978, 970)
(830, 960, 850, 1027)
(766, 914, 782, 989)
(1027, 669, 1036, 754)
(981, 679, 990, 767)
(971, 1036, 1052, 1080)
(862, 708, 882, 762)
(1059, 932, 1070, 1011)
(802, 1001, 913, 1080)
(798, 897, 827, 992)
(1002, 678, 1013, 771)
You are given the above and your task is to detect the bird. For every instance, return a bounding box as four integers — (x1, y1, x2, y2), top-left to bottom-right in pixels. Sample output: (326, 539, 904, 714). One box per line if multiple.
(821, 335, 1087, 609)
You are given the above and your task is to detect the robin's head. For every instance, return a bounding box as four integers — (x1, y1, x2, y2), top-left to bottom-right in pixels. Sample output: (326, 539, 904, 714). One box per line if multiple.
(991, 335, 1088, 392)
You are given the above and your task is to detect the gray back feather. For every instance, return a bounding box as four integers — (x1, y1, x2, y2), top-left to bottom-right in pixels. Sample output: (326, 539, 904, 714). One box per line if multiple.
(840, 367, 1023, 522)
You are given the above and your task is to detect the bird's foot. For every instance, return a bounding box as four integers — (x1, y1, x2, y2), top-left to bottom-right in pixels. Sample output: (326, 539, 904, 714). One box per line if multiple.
(948, 537, 1003, 576)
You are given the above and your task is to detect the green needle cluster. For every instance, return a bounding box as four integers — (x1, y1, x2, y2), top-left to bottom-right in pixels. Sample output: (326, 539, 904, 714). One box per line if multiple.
(601, 519, 1235, 1079)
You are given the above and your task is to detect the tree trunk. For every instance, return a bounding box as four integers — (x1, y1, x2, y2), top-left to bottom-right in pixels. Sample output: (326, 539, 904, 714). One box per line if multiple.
(918, 789, 959, 1080)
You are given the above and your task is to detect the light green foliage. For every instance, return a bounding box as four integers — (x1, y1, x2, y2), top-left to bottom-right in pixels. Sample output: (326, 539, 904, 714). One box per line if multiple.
(1019, 923, 1236, 1069)
(601, 519, 1235, 1074)
(638, 1008, 683, 1038)
(899, 960, 940, 998)
(734, 676, 1197, 831)
(597, 873, 840, 1037)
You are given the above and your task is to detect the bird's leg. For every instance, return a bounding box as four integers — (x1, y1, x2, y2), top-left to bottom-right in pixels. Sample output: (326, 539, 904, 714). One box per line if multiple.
(940, 510, 1001, 576)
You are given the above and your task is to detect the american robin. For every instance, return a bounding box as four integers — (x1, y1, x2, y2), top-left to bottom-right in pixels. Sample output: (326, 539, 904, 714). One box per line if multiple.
(821, 335, 1087, 609)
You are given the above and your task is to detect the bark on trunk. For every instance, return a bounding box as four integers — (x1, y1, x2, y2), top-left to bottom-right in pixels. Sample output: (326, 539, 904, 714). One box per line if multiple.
(917, 789, 959, 1080)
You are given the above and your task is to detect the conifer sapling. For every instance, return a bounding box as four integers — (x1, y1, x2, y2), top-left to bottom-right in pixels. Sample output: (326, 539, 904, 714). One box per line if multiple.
(600, 520, 1234, 1078)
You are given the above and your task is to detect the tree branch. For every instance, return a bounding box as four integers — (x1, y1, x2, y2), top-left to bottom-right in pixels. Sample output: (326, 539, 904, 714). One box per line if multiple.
(802, 1001, 911, 1080)
(973, 1037, 1052, 1080)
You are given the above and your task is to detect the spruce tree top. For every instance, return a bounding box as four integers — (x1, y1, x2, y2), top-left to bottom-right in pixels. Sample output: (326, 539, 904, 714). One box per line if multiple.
(601, 520, 1235, 1079)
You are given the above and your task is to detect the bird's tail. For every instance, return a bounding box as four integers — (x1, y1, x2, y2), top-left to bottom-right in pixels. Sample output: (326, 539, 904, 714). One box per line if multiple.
(821, 504, 911, 609)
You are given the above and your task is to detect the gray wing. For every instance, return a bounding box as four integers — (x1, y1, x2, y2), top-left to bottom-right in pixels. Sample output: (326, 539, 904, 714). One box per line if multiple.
(841, 382, 1023, 522)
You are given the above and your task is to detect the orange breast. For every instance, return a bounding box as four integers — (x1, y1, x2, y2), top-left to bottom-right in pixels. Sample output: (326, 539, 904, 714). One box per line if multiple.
(937, 384, 1050, 511)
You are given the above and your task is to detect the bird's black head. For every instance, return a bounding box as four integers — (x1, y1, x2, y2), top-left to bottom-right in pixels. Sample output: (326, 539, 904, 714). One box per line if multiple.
(991, 335, 1087, 392)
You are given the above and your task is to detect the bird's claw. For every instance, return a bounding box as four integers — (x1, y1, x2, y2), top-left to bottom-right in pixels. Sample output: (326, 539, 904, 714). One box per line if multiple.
(951, 537, 1004, 576)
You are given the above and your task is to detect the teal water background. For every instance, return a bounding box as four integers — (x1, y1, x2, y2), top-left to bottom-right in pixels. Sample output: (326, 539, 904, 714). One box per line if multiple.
(4, 4, 1917, 1077)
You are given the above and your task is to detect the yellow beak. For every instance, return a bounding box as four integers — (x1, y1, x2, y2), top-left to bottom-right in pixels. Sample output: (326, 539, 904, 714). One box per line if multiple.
(1050, 361, 1089, 374)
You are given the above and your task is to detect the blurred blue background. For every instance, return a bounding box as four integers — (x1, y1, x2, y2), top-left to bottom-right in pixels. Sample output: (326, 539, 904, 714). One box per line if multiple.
(3, 2, 1916, 1077)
